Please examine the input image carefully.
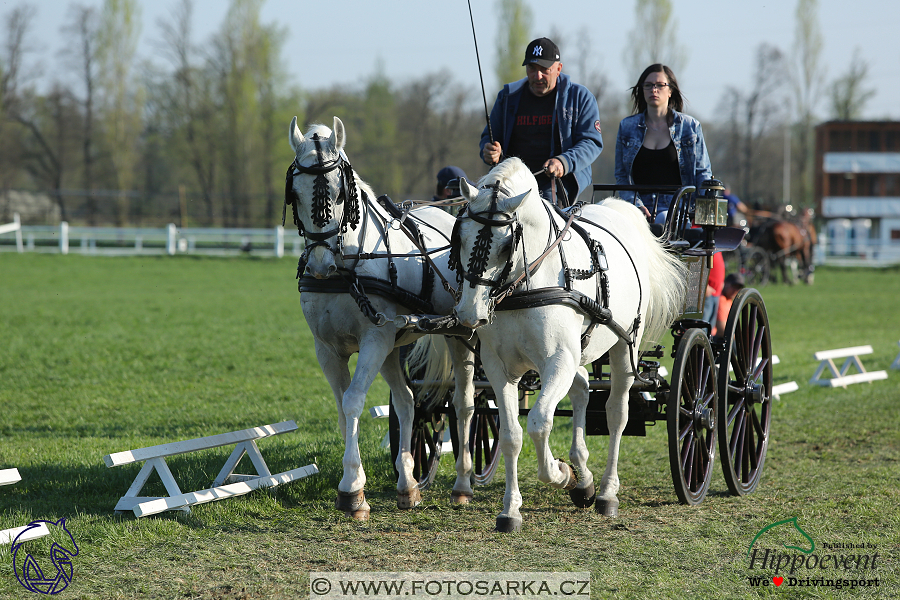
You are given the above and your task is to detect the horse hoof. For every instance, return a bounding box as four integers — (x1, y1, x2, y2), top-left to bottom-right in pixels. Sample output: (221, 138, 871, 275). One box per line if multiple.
(558, 459, 578, 490)
(336, 490, 370, 520)
(595, 497, 619, 518)
(569, 483, 596, 508)
(451, 490, 473, 505)
(495, 516, 522, 533)
(397, 487, 422, 510)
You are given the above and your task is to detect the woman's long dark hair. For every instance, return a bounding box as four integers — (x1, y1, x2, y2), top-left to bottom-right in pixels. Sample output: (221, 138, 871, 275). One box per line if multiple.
(630, 64, 685, 116)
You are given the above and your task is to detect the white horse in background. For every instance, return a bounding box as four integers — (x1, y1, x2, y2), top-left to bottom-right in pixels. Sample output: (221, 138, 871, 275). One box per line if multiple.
(451, 158, 687, 531)
(286, 116, 476, 518)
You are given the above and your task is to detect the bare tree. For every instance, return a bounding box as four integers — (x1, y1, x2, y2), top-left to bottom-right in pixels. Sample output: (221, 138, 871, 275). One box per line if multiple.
(97, 0, 143, 226)
(157, 0, 219, 224)
(61, 4, 100, 223)
(622, 0, 687, 77)
(494, 0, 532, 88)
(789, 0, 825, 207)
(829, 48, 875, 121)
(714, 44, 787, 202)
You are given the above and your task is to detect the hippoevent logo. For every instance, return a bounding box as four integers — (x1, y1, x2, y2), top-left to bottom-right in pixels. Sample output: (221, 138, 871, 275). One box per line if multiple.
(11, 518, 79, 595)
(746, 517, 879, 591)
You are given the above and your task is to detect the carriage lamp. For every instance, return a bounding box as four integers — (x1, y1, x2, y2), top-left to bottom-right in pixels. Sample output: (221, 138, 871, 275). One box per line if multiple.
(694, 179, 726, 267)
(694, 179, 727, 227)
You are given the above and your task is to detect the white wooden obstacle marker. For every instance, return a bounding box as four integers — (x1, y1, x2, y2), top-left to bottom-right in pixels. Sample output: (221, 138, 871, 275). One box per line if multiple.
(0, 468, 51, 545)
(103, 421, 317, 518)
(809, 346, 888, 388)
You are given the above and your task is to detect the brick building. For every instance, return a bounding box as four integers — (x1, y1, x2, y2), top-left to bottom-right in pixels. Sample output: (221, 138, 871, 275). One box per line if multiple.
(815, 121, 900, 260)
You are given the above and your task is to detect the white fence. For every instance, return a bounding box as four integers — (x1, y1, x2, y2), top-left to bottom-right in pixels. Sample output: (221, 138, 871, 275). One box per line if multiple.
(0, 221, 305, 258)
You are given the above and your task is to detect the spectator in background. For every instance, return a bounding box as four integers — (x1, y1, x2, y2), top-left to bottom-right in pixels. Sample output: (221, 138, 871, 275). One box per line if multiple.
(433, 166, 467, 214)
(703, 251, 724, 326)
(715, 272, 746, 335)
(724, 185, 749, 226)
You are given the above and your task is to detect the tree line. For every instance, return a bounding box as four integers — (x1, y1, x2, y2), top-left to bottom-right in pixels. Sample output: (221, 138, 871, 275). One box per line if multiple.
(0, 0, 876, 228)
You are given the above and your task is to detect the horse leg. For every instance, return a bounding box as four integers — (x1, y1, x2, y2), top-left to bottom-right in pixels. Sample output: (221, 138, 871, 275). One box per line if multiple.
(596, 340, 634, 517)
(333, 335, 395, 519)
(379, 346, 422, 510)
(567, 365, 596, 508)
(527, 356, 579, 491)
(481, 349, 524, 532)
(446, 338, 476, 504)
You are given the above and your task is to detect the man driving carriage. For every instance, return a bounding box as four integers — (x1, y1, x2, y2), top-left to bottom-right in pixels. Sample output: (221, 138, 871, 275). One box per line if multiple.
(479, 37, 603, 207)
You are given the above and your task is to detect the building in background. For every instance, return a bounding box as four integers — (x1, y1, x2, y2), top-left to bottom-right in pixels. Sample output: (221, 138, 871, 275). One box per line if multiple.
(815, 121, 900, 262)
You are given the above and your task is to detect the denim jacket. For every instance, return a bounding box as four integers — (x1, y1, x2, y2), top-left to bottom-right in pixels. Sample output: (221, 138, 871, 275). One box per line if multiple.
(480, 73, 603, 203)
(614, 110, 712, 212)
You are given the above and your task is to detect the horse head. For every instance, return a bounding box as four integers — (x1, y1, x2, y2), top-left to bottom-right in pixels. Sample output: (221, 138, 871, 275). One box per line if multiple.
(451, 158, 536, 329)
(286, 116, 361, 279)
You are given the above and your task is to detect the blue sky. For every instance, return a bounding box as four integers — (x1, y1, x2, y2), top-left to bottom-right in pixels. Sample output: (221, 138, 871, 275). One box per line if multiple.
(24, 0, 900, 122)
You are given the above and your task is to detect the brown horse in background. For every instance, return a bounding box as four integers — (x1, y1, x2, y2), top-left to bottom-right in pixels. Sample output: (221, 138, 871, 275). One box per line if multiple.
(752, 208, 816, 284)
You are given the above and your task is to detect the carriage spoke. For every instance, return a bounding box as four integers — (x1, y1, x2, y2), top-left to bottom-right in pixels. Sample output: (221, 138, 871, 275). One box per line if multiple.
(726, 396, 745, 426)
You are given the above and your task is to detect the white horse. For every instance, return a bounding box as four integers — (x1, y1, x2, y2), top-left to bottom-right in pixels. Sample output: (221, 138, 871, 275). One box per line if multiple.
(286, 116, 476, 518)
(451, 158, 687, 531)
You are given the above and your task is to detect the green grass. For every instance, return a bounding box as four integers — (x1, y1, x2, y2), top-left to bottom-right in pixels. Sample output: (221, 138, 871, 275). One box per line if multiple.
(0, 254, 898, 599)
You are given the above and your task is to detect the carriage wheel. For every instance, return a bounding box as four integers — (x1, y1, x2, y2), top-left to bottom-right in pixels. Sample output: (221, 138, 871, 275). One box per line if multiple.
(448, 393, 501, 486)
(666, 328, 717, 506)
(717, 288, 773, 496)
(388, 394, 443, 490)
(742, 247, 770, 287)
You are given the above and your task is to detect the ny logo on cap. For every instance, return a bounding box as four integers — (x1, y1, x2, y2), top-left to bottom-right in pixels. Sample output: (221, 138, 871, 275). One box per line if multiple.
(532, 46, 543, 57)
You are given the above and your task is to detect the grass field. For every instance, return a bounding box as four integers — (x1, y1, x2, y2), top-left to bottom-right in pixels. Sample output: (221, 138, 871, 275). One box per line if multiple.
(0, 254, 898, 599)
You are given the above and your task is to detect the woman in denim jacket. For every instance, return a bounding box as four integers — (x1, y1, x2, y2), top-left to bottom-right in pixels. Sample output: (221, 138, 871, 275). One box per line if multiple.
(614, 64, 712, 223)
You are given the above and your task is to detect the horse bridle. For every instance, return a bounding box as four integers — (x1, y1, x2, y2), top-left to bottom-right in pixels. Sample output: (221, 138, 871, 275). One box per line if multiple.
(449, 182, 524, 300)
(283, 133, 361, 260)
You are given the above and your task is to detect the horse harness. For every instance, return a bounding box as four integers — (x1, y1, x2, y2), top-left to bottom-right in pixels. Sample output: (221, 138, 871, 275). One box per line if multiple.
(283, 135, 454, 327)
(449, 182, 644, 353)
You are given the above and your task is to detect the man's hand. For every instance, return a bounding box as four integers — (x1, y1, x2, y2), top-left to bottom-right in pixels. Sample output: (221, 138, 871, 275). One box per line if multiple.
(483, 141, 502, 165)
(542, 157, 564, 178)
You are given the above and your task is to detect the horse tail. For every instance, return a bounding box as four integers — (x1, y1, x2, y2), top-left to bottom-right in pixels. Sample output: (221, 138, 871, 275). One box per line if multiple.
(598, 199, 688, 344)
(406, 335, 453, 407)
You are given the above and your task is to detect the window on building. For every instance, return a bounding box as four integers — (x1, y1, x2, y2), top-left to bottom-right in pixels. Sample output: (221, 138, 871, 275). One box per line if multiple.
(868, 130, 881, 151)
(891, 229, 900, 241)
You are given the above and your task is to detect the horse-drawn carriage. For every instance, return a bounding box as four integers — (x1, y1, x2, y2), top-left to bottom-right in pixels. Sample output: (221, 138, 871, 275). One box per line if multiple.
(390, 178, 773, 510)
(286, 116, 773, 530)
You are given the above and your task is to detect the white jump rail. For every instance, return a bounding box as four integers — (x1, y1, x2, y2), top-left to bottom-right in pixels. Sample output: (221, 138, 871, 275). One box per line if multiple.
(103, 421, 318, 517)
(0, 213, 23, 252)
(0, 468, 51, 546)
(891, 341, 900, 371)
(809, 345, 888, 388)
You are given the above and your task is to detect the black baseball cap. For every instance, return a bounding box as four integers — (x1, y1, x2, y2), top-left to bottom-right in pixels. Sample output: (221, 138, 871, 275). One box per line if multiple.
(437, 166, 466, 189)
(725, 273, 745, 287)
(522, 38, 560, 69)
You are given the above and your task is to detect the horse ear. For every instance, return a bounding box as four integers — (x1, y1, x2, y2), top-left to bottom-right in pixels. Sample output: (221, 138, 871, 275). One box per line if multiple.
(460, 178, 478, 203)
(289, 116, 304, 153)
(501, 190, 529, 212)
(331, 116, 346, 152)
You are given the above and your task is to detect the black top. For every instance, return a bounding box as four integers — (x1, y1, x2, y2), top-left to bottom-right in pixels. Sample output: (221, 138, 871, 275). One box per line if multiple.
(507, 88, 557, 177)
(632, 140, 680, 185)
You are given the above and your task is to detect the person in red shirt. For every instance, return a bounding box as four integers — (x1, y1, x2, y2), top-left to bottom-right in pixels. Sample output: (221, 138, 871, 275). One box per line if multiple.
(702, 251, 724, 327)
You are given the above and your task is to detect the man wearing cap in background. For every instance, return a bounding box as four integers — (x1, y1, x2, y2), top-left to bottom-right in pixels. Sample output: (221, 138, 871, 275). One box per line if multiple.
(714, 272, 745, 335)
(480, 37, 603, 207)
(433, 165, 467, 214)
